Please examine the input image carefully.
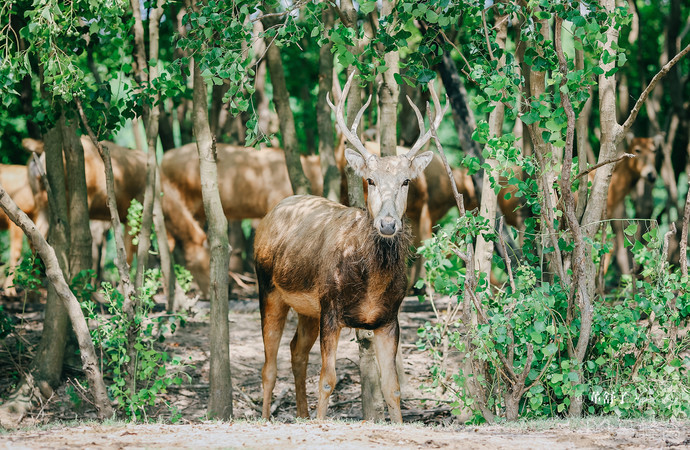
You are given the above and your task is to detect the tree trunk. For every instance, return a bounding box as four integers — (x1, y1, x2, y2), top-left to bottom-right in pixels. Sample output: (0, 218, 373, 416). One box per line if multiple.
(436, 50, 484, 200)
(317, 6, 339, 203)
(31, 120, 70, 389)
(339, 0, 383, 421)
(0, 182, 114, 420)
(228, 220, 245, 274)
(378, 0, 399, 158)
(262, 15, 311, 195)
(192, 59, 234, 420)
(474, 15, 506, 283)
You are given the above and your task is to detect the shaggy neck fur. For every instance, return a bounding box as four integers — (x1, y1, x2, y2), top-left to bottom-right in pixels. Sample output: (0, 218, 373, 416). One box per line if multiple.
(362, 210, 411, 272)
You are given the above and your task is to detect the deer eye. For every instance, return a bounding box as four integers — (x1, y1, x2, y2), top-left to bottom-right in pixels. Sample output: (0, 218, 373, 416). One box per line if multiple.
(367, 178, 375, 186)
(402, 179, 410, 187)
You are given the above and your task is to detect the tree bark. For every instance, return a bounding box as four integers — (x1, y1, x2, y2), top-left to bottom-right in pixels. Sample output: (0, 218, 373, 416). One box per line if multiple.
(317, 6, 339, 203)
(338, 0, 383, 421)
(30, 120, 70, 389)
(378, 0, 399, 158)
(474, 14, 506, 283)
(262, 14, 310, 195)
(0, 181, 114, 420)
(192, 59, 234, 420)
(436, 50, 484, 200)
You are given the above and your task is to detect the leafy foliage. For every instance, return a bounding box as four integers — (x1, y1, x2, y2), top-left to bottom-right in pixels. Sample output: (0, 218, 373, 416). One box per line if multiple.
(82, 269, 192, 421)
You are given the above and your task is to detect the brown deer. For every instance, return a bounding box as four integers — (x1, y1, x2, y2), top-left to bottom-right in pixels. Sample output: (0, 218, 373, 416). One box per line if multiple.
(599, 137, 658, 274)
(23, 137, 211, 294)
(161, 144, 324, 223)
(254, 73, 444, 422)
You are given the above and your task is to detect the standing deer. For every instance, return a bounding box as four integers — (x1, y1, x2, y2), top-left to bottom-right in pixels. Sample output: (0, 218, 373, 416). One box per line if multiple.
(254, 73, 445, 422)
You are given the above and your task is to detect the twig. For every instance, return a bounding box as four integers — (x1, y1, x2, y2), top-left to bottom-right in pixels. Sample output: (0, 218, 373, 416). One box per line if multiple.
(574, 153, 635, 180)
(270, 387, 290, 415)
(237, 388, 261, 413)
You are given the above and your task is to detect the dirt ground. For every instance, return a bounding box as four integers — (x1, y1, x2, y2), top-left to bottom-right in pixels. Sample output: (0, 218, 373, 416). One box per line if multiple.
(1, 287, 690, 448)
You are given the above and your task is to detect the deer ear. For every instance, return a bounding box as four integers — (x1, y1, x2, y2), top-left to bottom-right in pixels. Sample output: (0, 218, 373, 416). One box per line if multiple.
(409, 151, 433, 178)
(345, 148, 368, 177)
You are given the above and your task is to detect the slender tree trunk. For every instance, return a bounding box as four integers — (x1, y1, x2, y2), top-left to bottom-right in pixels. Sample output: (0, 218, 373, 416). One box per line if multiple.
(378, 0, 399, 158)
(228, 220, 245, 274)
(192, 59, 234, 420)
(317, 6, 339, 202)
(262, 15, 310, 195)
(436, 50, 484, 200)
(338, 0, 384, 421)
(474, 15, 506, 282)
(0, 182, 113, 420)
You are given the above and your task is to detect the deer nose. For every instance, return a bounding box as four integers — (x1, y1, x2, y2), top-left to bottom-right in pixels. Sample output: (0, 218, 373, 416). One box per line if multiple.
(646, 171, 657, 183)
(378, 217, 398, 236)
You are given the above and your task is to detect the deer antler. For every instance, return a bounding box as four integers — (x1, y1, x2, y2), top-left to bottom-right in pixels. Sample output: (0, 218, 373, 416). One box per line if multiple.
(406, 80, 449, 158)
(327, 71, 373, 160)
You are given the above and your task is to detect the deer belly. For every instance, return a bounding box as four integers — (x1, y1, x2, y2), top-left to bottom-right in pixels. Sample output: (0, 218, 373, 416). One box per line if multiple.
(275, 286, 321, 318)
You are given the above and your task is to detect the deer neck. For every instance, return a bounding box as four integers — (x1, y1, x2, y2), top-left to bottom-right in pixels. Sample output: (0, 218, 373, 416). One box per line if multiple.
(361, 210, 411, 273)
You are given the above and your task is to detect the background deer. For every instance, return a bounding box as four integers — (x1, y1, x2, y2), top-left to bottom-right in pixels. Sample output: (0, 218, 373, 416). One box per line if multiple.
(161, 143, 324, 223)
(600, 137, 659, 274)
(23, 137, 211, 294)
(254, 73, 444, 422)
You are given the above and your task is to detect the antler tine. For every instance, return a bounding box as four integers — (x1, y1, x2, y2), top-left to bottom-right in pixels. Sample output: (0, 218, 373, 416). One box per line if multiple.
(406, 80, 449, 158)
(406, 94, 426, 142)
(327, 71, 373, 159)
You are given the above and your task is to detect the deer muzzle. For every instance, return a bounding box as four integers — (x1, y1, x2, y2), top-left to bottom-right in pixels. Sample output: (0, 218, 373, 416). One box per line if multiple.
(376, 216, 400, 237)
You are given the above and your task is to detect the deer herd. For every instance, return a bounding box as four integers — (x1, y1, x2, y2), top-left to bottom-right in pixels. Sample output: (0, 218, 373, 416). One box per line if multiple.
(0, 73, 661, 422)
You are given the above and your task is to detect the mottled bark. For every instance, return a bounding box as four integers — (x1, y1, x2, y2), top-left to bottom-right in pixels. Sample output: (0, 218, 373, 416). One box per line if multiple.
(436, 50, 484, 200)
(262, 14, 310, 195)
(31, 121, 70, 389)
(378, 0, 399, 158)
(474, 14, 506, 283)
(339, 0, 382, 420)
(317, 7, 339, 202)
(192, 59, 234, 420)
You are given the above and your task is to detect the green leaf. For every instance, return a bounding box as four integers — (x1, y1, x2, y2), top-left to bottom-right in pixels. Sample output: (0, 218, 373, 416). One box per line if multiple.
(624, 223, 638, 236)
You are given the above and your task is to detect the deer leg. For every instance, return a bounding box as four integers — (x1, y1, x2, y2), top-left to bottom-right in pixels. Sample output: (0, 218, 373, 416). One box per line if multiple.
(290, 314, 319, 418)
(3, 222, 23, 295)
(260, 294, 290, 419)
(373, 322, 403, 423)
(316, 320, 341, 420)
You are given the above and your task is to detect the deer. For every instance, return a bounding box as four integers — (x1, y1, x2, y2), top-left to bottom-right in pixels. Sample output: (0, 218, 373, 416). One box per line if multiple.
(0, 163, 48, 296)
(161, 143, 324, 223)
(598, 136, 659, 274)
(22, 136, 211, 295)
(254, 72, 446, 422)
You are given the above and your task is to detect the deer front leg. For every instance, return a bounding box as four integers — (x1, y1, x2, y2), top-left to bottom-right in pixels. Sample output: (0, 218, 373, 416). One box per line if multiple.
(373, 322, 403, 423)
(317, 319, 341, 420)
(290, 314, 319, 418)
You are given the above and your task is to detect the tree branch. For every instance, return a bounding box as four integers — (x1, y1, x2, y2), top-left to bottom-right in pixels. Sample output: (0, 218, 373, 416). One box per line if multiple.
(620, 42, 690, 137)
(574, 153, 634, 180)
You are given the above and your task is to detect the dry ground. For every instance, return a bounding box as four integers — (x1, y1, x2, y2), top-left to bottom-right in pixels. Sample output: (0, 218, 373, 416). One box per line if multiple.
(1, 289, 689, 448)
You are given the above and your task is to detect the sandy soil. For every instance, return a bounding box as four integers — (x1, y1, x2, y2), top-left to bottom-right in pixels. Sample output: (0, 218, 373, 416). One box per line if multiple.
(1, 290, 690, 448)
(2, 418, 690, 449)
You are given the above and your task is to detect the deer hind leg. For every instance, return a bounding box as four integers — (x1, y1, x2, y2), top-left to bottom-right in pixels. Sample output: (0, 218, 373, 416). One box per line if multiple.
(373, 322, 403, 423)
(290, 314, 319, 418)
(260, 290, 290, 419)
(316, 318, 341, 420)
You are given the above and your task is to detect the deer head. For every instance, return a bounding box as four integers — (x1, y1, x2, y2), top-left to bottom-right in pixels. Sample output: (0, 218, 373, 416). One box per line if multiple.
(328, 72, 446, 237)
